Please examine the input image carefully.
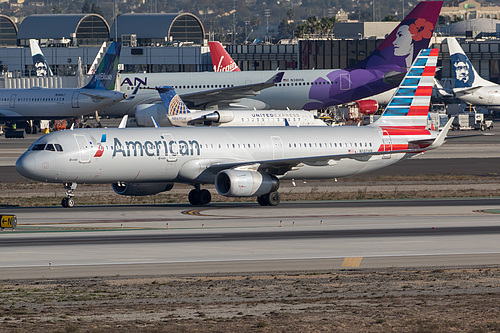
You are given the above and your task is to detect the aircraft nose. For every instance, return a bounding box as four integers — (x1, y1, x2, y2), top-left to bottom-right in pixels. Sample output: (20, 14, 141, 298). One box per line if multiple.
(16, 154, 36, 178)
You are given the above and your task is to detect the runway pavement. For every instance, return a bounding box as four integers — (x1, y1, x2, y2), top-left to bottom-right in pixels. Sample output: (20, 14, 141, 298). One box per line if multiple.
(1, 198, 499, 278)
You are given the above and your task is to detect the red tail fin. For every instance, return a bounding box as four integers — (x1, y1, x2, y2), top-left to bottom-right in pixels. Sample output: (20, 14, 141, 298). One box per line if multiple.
(209, 41, 241, 72)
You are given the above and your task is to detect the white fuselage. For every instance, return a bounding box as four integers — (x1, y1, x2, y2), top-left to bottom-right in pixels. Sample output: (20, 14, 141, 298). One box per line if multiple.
(454, 85, 500, 111)
(16, 126, 432, 185)
(0, 87, 126, 120)
(104, 70, 394, 116)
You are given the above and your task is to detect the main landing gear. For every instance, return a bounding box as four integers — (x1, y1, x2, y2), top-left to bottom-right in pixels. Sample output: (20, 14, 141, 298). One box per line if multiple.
(257, 191, 280, 206)
(61, 182, 77, 208)
(188, 184, 212, 205)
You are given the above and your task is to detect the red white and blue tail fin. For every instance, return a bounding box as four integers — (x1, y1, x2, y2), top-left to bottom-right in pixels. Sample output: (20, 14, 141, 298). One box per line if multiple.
(374, 48, 438, 128)
(209, 41, 241, 72)
(156, 86, 191, 116)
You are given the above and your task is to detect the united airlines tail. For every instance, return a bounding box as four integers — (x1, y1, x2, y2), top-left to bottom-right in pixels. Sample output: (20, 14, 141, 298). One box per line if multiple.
(157, 86, 191, 116)
(374, 48, 439, 128)
(209, 41, 241, 72)
(447, 37, 491, 89)
(29, 39, 53, 77)
(83, 42, 122, 90)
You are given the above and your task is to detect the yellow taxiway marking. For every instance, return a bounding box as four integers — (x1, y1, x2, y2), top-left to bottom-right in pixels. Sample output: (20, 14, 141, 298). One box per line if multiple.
(341, 257, 363, 267)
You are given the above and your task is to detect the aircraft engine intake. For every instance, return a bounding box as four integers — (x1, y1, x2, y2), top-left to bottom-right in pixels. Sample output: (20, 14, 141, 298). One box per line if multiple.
(203, 111, 234, 123)
(111, 182, 174, 196)
(215, 170, 279, 197)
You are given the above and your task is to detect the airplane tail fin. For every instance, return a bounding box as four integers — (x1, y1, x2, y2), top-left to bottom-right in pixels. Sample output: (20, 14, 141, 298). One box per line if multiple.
(352, 1, 442, 71)
(374, 48, 439, 128)
(209, 41, 241, 72)
(29, 39, 53, 77)
(83, 42, 121, 90)
(156, 86, 191, 115)
(447, 37, 491, 89)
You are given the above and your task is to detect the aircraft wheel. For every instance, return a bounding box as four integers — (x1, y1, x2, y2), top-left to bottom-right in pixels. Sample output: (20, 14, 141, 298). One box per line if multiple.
(188, 189, 200, 205)
(66, 198, 75, 208)
(267, 191, 280, 206)
(61, 198, 68, 208)
(257, 195, 269, 206)
(198, 189, 211, 205)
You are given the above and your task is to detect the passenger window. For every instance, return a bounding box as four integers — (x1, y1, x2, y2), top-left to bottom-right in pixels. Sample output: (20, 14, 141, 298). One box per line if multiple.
(32, 144, 46, 151)
(45, 144, 56, 151)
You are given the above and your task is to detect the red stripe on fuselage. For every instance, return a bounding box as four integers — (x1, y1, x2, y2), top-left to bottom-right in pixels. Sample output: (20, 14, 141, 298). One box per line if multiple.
(381, 126, 431, 136)
(377, 143, 409, 152)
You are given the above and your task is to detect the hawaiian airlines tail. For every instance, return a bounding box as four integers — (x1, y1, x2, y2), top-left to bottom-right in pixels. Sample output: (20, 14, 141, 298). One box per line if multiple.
(209, 41, 241, 72)
(29, 39, 53, 77)
(447, 37, 491, 90)
(83, 42, 122, 90)
(157, 86, 191, 116)
(354, 1, 442, 72)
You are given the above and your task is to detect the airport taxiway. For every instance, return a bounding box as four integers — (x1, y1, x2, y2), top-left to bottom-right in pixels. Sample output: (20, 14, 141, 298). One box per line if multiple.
(1, 199, 499, 278)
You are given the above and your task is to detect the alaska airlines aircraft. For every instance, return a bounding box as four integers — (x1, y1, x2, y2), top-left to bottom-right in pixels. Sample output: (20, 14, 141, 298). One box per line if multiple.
(135, 86, 326, 127)
(0, 43, 127, 123)
(448, 37, 500, 111)
(16, 49, 453, 208)
(102, 1, 442, 116)
(29, 39, 53, 77)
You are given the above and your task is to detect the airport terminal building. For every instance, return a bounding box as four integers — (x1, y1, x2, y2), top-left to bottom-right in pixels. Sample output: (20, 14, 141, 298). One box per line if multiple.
(0, 12, 499, 86)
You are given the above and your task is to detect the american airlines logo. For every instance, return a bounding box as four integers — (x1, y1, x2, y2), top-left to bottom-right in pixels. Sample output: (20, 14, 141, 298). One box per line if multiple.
(112, 137, 200, 158)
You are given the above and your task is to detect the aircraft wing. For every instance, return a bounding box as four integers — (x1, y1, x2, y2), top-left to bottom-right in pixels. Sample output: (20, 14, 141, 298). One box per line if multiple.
(180, 72, 284, 109)
(207, 147, 428, 176)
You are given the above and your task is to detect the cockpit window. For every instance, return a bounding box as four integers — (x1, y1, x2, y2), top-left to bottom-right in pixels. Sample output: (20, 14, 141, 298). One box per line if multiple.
(54, 144, 63, 152)
(32, 144, 46, 151)
(45, 144, 56, 151)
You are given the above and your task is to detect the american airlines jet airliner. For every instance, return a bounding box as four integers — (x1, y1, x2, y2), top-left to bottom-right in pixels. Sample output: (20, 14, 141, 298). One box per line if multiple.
(101, 1, 443, 116)
(17, 49, 454, 208)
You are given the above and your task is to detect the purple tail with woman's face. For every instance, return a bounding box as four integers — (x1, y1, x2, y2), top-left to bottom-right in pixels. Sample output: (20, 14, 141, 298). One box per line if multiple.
(303, 1, 443, 110)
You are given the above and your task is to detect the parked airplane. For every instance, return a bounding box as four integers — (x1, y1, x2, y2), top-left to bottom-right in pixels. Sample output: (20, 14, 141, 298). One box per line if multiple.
(17, 48, 454, 208)
(209, 41, 241, 72)
(135, 86, 326, 127)
(29, 39, 53, 77)
(103, 1, 442, 117)
(447, 37, 500, 111)
(0, 42, 127, 133)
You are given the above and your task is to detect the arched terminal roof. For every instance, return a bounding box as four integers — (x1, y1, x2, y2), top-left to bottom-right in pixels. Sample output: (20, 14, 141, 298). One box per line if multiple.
(110, 13, 205, 45)
(0, 15, 17, 46)
(17, 14, 109, 46)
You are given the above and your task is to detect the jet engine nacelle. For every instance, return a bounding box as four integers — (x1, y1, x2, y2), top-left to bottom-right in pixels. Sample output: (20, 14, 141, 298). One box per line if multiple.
(135, 104, 170, 127)
(111, 182, 174, 196)
(215, 169, 279, 197)
(355, 99, 378, 115)
(203, 111, 235, 123)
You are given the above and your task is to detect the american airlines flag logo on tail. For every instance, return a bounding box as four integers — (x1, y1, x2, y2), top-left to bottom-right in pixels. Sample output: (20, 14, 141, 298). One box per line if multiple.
(380, 48, 438, 128)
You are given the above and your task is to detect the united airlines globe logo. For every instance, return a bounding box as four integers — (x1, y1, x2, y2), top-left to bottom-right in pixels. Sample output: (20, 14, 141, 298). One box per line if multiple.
(169, 95, 188, 115)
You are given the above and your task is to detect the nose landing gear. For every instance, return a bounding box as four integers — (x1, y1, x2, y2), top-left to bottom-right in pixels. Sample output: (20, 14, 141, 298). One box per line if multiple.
(61, 183, 77, 208)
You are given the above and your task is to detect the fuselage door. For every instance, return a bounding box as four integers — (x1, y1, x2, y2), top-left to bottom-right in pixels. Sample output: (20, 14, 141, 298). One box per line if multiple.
(340, 74, 351, 91)
(382, 130, 392, 159)
(162, 133, 178, 162)
(271, 136, 284, 159)
(72, 91, 80, 108)
(74, 134, 91, 163)
(9, 94, 16, 108)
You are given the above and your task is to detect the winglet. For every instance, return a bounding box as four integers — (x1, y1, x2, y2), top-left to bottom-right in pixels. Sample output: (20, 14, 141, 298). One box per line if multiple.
(118, 115, 128, 128)
(156, 86, 191, 116)
(272, 72, 285, 84)
(429, 117, 454, 150)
